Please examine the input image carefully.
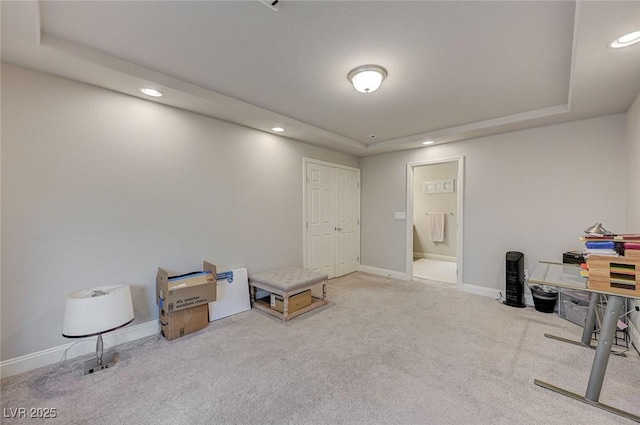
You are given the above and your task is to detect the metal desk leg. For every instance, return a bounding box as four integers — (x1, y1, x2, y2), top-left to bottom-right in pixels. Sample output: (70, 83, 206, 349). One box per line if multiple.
(535, 295, 640, 423)
(582, 292, 599, 345)
(544, 292, 626, 357)
(585, 295, 622, 402)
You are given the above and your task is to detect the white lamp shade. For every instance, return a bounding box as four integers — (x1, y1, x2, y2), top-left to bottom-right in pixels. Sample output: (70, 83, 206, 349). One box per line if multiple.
(62, 284, 134, 337)
(348, 65, 387, 93)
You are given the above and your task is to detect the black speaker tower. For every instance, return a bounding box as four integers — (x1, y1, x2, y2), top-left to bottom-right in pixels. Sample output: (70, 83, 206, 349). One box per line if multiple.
(504, 251, 526, 308)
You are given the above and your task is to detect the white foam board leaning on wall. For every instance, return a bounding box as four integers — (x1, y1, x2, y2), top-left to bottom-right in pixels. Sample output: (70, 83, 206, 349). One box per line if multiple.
(209, 268, 251, 321)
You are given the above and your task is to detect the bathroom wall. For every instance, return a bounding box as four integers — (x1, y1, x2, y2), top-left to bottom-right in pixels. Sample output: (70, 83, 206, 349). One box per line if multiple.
(412, 162, 458, 259)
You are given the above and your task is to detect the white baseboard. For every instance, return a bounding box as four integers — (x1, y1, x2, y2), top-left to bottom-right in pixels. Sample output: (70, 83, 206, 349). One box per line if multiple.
(359, 265, 409, 281)
(0, 320, 159, 379)
(459, 283, 536, 308)
(461, 283, 501, 300)
(359, 268, 533, 309)
(413, 253, 456, 263)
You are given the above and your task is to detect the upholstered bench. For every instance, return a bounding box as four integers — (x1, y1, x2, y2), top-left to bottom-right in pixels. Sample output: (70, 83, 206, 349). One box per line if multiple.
(249, 267, 328, 321)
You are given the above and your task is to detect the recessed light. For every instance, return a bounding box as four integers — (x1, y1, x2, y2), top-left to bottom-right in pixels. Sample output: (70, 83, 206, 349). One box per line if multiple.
(422, 140, 435, 145)
(272, 127, 284, 132)
(139, 88, 163, 97)
(609, 30, 640, 49)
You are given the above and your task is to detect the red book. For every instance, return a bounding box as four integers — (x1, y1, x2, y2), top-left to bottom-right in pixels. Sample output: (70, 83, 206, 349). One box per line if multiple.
(616, 234, 640, 240)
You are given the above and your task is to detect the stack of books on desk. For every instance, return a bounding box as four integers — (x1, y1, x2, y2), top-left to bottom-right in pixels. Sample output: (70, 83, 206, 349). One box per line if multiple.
(578, 234, 640, 291)
(580, 234, 640, 257)
(583, 240, 619, 257)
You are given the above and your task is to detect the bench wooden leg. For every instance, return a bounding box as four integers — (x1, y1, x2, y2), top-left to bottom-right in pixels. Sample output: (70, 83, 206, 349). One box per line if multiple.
(283, 295, 289, 321)
(250, 285, 256, 305)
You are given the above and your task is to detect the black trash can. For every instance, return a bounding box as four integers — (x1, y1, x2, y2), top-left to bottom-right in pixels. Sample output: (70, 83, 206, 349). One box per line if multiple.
(530, 285, 558, 313)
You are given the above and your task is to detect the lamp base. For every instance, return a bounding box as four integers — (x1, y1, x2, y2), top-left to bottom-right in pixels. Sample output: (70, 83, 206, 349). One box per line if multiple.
(83, 352, 118, 375)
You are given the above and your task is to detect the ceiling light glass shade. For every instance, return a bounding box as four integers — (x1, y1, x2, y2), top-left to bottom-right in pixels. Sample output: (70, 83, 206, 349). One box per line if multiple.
(139, 88, 163, 97)
(348, 65, 387, 93)
(583, 222, 613, 236)
(609, 30, 640, 48)
(62, 285, 134, 337)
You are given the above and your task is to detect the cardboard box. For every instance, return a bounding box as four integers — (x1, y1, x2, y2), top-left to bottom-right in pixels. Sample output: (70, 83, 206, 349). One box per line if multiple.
(160, 304, 208, 341)
(157, 261, 217, 314)
(270, 290, 312, 314)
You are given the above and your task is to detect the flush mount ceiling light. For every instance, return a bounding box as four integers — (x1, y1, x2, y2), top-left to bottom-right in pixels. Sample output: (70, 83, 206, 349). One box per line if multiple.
(272, 127, 284, 132)
(348, 65, 387, 94)
(139, 88, 163, 97)
(422, 140, 435, 145)
(609, 30, 640, 48)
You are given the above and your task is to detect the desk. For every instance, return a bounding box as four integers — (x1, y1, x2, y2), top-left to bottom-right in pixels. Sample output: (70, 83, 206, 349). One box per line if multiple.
(529, 261, 640, 423)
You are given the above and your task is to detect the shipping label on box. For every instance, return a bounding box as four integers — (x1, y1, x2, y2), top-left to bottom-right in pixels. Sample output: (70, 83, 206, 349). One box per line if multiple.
(157, 261, 217, 313)
(160, 304, 208, 341)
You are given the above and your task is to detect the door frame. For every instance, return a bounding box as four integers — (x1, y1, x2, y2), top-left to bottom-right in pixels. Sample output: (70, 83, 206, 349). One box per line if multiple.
(406, 156, 464, 290)
(303, 157, 361, 275)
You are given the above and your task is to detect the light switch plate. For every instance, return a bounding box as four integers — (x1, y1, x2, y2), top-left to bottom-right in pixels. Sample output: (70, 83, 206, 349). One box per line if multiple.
(394, 212, 406, 220)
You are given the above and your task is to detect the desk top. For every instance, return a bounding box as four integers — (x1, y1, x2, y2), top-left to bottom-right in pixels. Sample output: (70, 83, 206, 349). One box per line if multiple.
(529, 261, 640, 300)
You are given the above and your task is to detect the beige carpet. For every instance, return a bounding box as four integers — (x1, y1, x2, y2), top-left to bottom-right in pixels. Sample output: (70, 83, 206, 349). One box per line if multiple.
(1, 272, 638, 425)
(413, 258, 457, 283)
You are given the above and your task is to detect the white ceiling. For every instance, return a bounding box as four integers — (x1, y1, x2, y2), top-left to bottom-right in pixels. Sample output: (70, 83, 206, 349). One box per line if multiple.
(2, 1, 639, 157)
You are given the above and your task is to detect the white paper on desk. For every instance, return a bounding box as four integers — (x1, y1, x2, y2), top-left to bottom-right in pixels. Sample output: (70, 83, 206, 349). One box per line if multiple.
(208, 268, 251, 322)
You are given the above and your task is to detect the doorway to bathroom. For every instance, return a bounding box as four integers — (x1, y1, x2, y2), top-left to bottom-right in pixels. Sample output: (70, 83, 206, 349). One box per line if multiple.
(406, 157, 464, 288)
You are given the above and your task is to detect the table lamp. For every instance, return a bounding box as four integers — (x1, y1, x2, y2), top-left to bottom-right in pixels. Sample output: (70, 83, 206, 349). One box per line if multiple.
(62, 284, 134, 375)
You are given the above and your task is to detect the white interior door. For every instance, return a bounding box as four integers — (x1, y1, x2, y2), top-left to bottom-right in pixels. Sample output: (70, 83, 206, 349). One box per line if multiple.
(305, 160, 360, 279)
(306, 162, 336, 278)
(336, 168, 360, 276)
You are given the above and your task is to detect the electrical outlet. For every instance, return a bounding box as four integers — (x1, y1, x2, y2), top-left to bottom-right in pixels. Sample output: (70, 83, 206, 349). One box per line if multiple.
(524, 269, 529, 280)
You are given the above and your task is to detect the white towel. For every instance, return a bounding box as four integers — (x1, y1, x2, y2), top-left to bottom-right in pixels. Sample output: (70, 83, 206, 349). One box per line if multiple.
(427, 213, 445, 242)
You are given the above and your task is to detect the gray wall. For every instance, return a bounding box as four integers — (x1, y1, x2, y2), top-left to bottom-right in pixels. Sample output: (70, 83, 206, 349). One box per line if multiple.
(625, 92, 640, 346)
(626, 92, 640, 235)
(413, 162, 458, 258)
(0, 64, 359, 360)
(361, 114, 627, 289)
(2, 61, 638, 361)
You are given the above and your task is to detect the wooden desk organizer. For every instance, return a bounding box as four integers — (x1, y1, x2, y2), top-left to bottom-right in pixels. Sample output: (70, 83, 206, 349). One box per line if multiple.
(588, 251, 639, 296)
